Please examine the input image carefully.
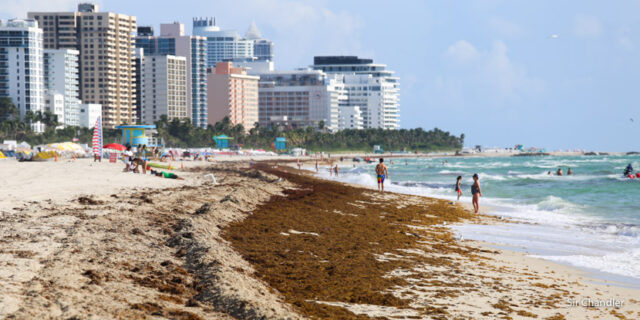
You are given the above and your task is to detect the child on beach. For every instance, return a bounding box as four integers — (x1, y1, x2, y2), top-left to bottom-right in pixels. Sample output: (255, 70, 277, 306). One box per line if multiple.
(455, 176, 462, 201)
(123, 145, 134, 172)
(376, 158, 389, 193)
(471, 173, 482, 214)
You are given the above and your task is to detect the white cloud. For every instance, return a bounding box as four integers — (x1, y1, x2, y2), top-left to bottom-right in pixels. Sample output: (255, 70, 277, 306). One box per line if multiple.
(489, 17, 521, 37)
(573, 15, 603, 38)
(447, 40, 479, 63)
(439, 40, 544, 106)
(0, 0, 98, 19)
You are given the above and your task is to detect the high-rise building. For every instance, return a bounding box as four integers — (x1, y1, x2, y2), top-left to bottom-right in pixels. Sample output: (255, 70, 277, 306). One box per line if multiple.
(192, 18, 254, 67)
(244, 22, 273, 62)
(135, 22, 208, 127)
(140, 55, 188, 124)
(0, 19, 45, 132)
(207, 62, 259, 130)
(258, 69, 346, 132)
(29, 4, 137, 128)
(43, 49, 80, 127)
(312, 56, 400, 130)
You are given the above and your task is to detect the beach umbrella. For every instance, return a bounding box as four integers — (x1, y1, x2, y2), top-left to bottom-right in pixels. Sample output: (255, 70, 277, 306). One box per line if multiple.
(46, 142, 83, 152)
(103, 143, 126, 151)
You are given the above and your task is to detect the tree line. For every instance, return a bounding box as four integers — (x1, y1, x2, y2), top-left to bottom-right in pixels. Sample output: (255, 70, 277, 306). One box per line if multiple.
(1, 97, 464, 152)
(155, 115, 464, 152)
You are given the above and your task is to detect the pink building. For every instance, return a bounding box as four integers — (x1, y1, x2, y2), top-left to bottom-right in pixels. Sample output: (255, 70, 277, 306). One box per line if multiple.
(207, 62, 259, 130)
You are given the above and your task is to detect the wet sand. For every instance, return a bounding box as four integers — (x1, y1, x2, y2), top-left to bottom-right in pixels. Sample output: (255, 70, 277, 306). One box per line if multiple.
(0, 159, 638, 319)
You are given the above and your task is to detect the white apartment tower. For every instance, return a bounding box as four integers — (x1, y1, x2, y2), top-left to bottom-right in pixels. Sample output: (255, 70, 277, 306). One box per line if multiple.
(141, 55, 188, 124)
(0, 19, 45, 132)
(312, 56, 400, 130)
(135, 23, 208, 127)
(258, 69, 346, 132)
(43, 49, 80, 127)
(29, 4, 137, 128)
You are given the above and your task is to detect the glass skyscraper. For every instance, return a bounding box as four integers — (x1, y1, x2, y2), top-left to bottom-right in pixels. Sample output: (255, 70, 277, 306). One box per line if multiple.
(192, 18, 254, 68)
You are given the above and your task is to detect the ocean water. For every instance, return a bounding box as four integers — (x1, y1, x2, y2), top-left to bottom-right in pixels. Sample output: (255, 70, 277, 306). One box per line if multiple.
(318, 155, 640, 284)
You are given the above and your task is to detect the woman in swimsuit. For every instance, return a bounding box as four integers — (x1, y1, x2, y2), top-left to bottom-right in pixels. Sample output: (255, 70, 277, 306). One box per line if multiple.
(471, 173, 482, 214)
(455, 176, 463, 201)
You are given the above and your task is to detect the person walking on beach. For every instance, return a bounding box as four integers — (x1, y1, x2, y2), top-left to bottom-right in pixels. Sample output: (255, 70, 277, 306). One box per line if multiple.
(297, 159, 301, 170)
(315, 161, 319, 173)
(455, 176, 463, 201)
(376, 158, 389, 193)
(471, 173, 482, 214)
(334, 165, 339, 177)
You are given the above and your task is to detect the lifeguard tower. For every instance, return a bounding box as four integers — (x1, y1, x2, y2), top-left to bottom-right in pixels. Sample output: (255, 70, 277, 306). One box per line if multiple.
(213, 135, 233, 149)
(115, 125, 157, 147)
(274, 137, 287, 152)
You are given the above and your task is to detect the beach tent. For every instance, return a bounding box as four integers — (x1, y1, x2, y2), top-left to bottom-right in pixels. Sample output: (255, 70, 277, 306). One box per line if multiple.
(33, 151, 59, 161)
(1, 150, 15, 157)
(18, 141, 31, 149)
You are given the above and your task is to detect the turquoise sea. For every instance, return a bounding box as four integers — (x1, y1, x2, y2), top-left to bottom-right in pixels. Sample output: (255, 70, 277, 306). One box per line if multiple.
(321, 155, 640, 284)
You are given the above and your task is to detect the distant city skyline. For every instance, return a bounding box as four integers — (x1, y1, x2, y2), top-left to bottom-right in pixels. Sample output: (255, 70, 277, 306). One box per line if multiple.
(2, 0, 639, 151)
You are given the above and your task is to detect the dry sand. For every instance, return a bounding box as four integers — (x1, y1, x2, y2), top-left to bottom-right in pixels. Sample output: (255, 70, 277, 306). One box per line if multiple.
(0, 158, 638, 319)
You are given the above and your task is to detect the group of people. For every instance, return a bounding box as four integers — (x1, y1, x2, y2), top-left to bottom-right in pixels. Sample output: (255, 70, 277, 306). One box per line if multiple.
(455, 174, 483, 214)
(375, 158, 483, 213)
(122, 144, 183, 180)
(548, 167, 573, 176)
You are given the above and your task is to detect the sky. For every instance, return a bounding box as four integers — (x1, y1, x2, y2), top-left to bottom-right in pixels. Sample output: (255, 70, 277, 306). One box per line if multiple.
(2, 0, 640, 151)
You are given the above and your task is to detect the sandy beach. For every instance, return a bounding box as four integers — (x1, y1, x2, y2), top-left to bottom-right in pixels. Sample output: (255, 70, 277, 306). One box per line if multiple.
(0, 158, 638, 319)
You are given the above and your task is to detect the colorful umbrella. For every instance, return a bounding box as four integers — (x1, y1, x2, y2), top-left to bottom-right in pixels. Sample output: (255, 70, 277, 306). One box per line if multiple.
(103, 143, 126, 151)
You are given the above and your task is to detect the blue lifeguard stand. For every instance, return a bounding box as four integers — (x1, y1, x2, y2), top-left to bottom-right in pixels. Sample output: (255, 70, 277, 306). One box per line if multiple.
(274, 137, 287, 152)
(115, 125, 156, 146)
(213, 135, 233, 149)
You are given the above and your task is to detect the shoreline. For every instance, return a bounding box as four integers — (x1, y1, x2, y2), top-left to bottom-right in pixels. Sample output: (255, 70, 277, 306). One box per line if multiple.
(0, 159, 638, 318)
(306, 157, 640, 290)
